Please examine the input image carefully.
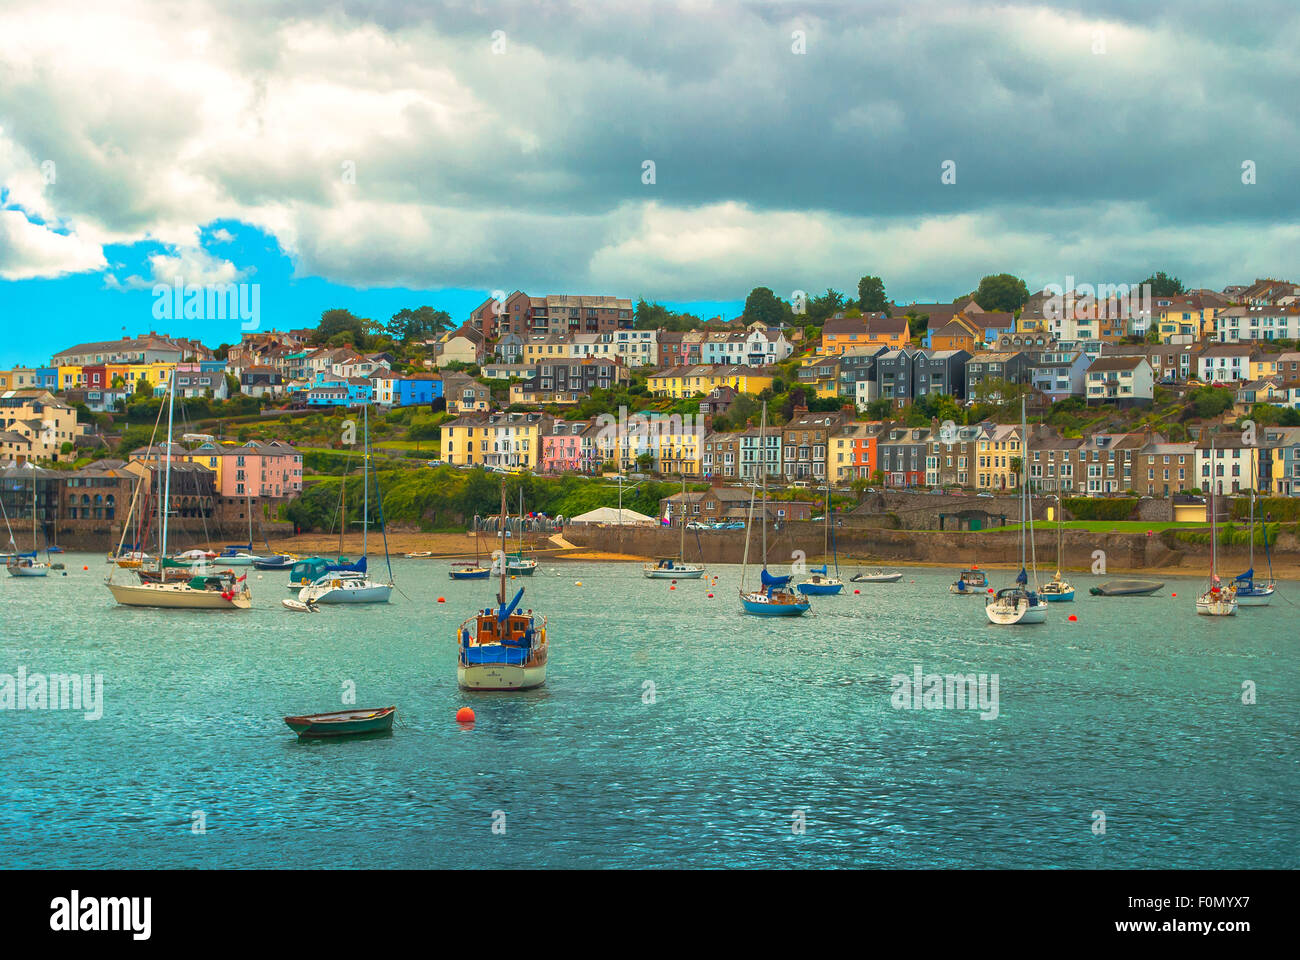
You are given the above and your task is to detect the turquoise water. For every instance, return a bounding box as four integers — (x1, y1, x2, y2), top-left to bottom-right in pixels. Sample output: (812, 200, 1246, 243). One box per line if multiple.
(1, 555, 1296, 869)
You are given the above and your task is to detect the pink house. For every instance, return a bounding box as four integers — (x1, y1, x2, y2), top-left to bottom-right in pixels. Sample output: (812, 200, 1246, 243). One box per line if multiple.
(185, 439, 304, 498)
(541, 421, 585, 474)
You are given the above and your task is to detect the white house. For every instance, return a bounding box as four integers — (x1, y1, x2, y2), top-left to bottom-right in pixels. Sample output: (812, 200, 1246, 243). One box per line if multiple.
(1084, 356, 1154, 406)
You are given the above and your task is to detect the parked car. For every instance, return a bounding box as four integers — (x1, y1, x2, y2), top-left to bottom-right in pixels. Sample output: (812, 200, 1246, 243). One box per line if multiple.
(977, 492, 995, 498)
(426, 459, 445, 467)
(790, 481, 811, 489)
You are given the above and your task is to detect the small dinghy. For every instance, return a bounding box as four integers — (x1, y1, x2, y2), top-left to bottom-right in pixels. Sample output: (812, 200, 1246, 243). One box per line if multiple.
(282, 597, 320, 613)
(283, 706, 396, 737)
(1089, 579, 1164, 597)
(405, 551, 434, 559)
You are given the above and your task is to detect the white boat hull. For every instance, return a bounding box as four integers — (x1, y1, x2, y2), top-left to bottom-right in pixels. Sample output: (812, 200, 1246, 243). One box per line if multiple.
(1235, 588, 1274, 606)
(457, 662, 547, 691)
(853, 572, 903, 583)
(643, 565, 705, 579)
(985, 598, 1048, 625)
(300, 581, 392, 604)
(1195, 597, 1238, 616)
(106, 580, 252, 609)
(7, 563, 49, 577)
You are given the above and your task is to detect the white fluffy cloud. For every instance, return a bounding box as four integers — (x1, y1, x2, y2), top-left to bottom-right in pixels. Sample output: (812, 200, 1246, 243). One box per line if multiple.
(1, 0, 1297, 298)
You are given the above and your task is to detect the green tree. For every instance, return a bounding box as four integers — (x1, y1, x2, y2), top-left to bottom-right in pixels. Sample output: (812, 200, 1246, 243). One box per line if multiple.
(313, 308, 366, 346)
(974, 274, 1030, 313)
(807, 289, 846, 324)
(134, 375, 153, 397)
(1142, 271, 1185, 297)
(386, 306, 452, 343)
(857, 275, 888, 313)
(743, 287, 791, 327)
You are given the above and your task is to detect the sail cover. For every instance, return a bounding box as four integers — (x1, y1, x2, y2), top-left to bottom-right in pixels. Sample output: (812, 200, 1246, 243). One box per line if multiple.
(1233, 567, 1254, 581)
(760, 568, 791, 587)
(1015, 567, 1028, 585)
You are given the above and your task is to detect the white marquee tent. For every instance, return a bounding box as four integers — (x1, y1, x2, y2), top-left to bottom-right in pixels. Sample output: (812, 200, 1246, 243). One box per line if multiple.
(569, 506, 656, 525)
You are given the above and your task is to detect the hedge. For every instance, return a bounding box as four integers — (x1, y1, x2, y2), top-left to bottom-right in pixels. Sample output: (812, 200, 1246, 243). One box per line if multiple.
(1062, 497, 1137, 521)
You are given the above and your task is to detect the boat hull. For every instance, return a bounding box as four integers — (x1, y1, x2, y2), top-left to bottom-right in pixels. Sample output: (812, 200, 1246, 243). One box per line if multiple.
(457, 662, 547, 691)
(1041, 589, 1074, 602)
(506, 563, 537, 576)
(796, 581, 843, 595)
(7, 564, 49, 577)
(301, 582, 392, 604)
(1089, 580, 1164, 596)
(1196, 596, 1238, 616)
(106, 581, 252, 609)
(1235, 587, 1274, 606)
(985, 599, 1048, 625)
(449, 570, 491, 580)
(643, 566, 705, 579)
(852, 572, 903, 583)
(740, 594, 810, 616)
(284, 707, 395, 736)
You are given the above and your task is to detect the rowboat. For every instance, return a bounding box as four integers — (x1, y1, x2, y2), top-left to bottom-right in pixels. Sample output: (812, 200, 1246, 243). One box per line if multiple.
(283, 706, 396, 737)
(404, 551, 434, 559)
(1088, 579, 1164, 596)
(282, 597, 320, 613)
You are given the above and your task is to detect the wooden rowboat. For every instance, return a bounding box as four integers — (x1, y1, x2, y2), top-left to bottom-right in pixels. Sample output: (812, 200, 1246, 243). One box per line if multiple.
(283, 706, 396, 737)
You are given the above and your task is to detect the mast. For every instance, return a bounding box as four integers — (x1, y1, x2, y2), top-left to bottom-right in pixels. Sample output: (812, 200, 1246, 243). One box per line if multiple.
(362, 404, 369, 559)
(1209, 432, 1217, 582)
(498, 480, 508, 605)
(760, 407, 769, 570)
(679, 473, 687, 562)
(739, 406, 763, 592)
(161, 371, 175, 570)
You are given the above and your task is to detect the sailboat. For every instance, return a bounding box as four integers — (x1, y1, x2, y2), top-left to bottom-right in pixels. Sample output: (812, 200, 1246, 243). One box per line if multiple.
(106, 372, 252, 609)
(215, 494, 264, 565)
(5, 463, 50, 577)
(644, 474, 705, 579)
(1233, 467, 1275, 606)
(506, 487, 539, 575)
(449, 528, 492, 580)
(285, 477, 359, 589)
(797, 487, 842, 595)
(1039, 496, 1074, 602)
(299, 406, 394, 604)
(985, 399, 1047, 625)
(739, 404, 810, 616)
(456, 480, 548, 690)
(1196, 435, 1237, 617)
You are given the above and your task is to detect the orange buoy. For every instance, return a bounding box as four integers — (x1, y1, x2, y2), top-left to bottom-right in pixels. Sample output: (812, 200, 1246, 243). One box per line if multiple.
(1068, 614, 1077, 622)
(437, 597, 445, 603)
(456, 707, 475, 724)
(669, 585, 676, 590)
(82, 565, 88, 570)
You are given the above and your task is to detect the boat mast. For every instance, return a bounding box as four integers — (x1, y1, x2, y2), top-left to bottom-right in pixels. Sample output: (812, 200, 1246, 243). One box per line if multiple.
(161, 371, 175, 572)
(1209, 432, 1217, 584)
(679, 473, 686, 562)
(739, 406, 762, 592)
(498, 480, 507, 605)
(362, 404, 369, 559)
(760, 406, 768, 570)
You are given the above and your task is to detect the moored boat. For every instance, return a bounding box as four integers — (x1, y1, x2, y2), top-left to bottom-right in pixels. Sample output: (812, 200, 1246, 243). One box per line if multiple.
(797, 489, 843, 595)
(450, 561, 492, 580)
(851, 569, 903, 583)
(283, 706, 395, 737)
(1233, 484, 1275, 606)
(738, 404, 810, 616)
(1089, 579, 1165, 596)
(644, 474, 705, 579)
(950, 567, 988, 595)
(456, 481, 548, 691)
(1196, 433, 1237, 617)
(985, 399, 1047, 626)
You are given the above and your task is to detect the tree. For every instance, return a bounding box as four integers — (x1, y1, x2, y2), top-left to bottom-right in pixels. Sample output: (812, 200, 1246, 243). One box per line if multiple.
(134, 375, 153, 397)
(1142, 271, 1185, 297)
(386, 306, 452, 343)
(857, 275, 888, 313)
(313, 308, 366, 346)
(905, 310, 929, 340)
(743, 287, 791, 327)
(974, 274, 1030, 313)
(634, 299, 703, 332)
(636, 452, 655, 472)
(807, 289, 846, 324)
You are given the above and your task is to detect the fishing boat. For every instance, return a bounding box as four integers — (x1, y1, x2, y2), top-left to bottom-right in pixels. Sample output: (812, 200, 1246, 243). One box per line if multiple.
(455, 481, 548, 690)
(3, 465, 50, 578)
(738, 404, 810, 616)
(300, 406, 394, 605)
(949, 566, 988, 595)
(283, 706, 395, 737)
(1039, 496, 1074, 602)
(1089, 579, 1164, 597)
(985, 399, 1047, 625)
(643, 474, 705, 579)
(797, 489, 843, 595)
(851, 569, 903, 583)
(1196, 437, 1237, 617)
(1233, 474, 1275, 606)
(105, 372, 253, 610)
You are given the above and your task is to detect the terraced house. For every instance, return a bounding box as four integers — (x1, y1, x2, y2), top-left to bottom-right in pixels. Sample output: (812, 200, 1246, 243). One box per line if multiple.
(646, 364, 774, 399)
(440, 411, 550, 470)
(782, 407, 849, 481)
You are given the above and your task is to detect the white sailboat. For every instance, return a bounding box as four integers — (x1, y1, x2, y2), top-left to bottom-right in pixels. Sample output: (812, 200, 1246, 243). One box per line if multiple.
(1232, 463, 1275, 606)
(106, 372, 252, 609)
(4, 464, 49, 577)
(1196, 433, 1237, 617)
(985, 399, 1047, 625)
(1038, 495, 1074, 602)
(644, 474, 705, 579)
(299, 406, 394, 605)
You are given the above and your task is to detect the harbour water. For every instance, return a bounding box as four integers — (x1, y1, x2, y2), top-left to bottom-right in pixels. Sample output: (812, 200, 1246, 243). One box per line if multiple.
(2, 556, 1296, 869)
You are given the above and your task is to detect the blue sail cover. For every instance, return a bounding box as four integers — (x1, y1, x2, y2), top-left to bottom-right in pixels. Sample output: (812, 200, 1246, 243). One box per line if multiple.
(1233, 568, 1254, 582)
(810, 564, 827, 575)
(760, 568, 792, 587)
(1016, 567, 1028, 585)
(497, 587, 525, 623)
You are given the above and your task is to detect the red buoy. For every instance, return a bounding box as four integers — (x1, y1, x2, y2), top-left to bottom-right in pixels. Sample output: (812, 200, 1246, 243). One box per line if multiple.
(456, 707, 475, 724)
(82, 565, 88, 570)
(1068, 614, 1077, 622)
(854, 589, 860, 594)
(707, 593, 714, 598)
(1171, 592, 1176, 598)
(437, 597, 445, 603)
(669, 585, 676, 590)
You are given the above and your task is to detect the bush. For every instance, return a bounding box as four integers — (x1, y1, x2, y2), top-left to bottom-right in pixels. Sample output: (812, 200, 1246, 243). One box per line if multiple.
(1062, 497, 1137, 521)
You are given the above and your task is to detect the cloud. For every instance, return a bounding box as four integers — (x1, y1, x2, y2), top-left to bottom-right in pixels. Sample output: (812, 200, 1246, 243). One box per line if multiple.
(1, 0, 1298, 298)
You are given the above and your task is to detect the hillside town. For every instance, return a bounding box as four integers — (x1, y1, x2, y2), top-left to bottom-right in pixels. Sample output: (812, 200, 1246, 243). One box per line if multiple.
(5, 276, 1300, 546)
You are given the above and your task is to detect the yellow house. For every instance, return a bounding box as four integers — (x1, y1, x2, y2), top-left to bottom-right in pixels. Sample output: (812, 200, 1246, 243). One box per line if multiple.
(0, 368, 38, 391)
(1155, 298, 1228, 342)
(797, 355, 840, 398)
(819, 315, 909, 355)
(182, 449, 226, 488)
(440, 412, 547, 469)
(57, 364, 84, 391)
(521, 334, 570, 365)
(647, 365, 774, 399)
(975, 424, 1021, 491)
(1250, 356, 1279, 380)
(655, 420, 703, 476)
(441, 415, 487, 467)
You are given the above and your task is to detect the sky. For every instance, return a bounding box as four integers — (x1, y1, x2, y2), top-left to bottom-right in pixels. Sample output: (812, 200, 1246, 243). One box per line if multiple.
(2, 0, 1298, 367)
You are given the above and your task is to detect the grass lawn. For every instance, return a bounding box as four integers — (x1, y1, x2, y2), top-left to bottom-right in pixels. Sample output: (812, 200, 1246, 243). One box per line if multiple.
(965, 520, 1210, 533)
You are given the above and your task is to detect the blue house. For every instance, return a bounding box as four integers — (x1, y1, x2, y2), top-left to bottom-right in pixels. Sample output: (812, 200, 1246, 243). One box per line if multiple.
(34, 367, 58, 391)
(396, 376, 443, 406)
